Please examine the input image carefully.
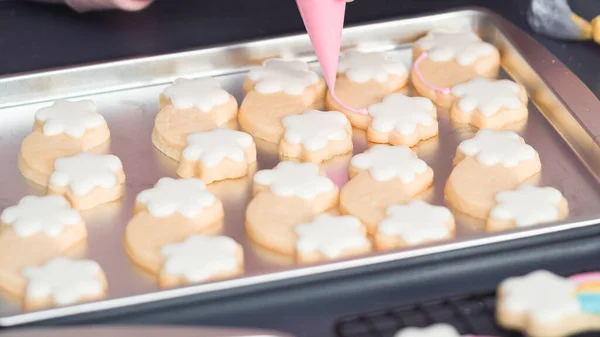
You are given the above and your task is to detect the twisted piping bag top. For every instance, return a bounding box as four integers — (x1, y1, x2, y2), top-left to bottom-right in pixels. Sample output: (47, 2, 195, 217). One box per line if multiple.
(296, 0, 368, 115)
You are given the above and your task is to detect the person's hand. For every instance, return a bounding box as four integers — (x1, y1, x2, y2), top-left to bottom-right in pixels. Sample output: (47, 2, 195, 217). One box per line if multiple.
(31, 0, 153, 12)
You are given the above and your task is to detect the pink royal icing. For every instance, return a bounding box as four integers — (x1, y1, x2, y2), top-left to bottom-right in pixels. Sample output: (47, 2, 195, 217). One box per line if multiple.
(413, 51, 451, 95)
(331, 92, 369, 115)
(570, 272, 600, 284)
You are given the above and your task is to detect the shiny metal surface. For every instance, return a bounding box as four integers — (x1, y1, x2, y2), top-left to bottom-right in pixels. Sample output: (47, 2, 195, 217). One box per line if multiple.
(1, 7, 600, 327)
(0, 326, 294, 337)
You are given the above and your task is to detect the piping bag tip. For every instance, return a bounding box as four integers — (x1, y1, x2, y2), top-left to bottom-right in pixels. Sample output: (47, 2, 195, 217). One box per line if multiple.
(297, 0, 367, 115)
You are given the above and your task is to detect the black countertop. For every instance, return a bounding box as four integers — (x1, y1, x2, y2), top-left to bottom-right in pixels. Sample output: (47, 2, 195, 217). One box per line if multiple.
(2, 1, 600, 337)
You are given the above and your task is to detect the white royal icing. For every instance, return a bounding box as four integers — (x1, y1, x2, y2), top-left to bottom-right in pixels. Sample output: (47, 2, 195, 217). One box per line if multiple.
(500, 270, 580, 323)
(394, 323, 461, 337)
(0, 195, 81, 237)
(451, 78, 523, 116)
(351, 145, 429, 182)
(247, 58, 319, 95)
(338, 50, 407, 83)
(295, 214, 368, 258)
(35, 100, 106, 138)
(491, 184, 564, 226)
(415, 29, 496, 66)
(161, 235, 239, 282)
(136, 177, 217, 218)
(162, 77, 231, 112)
(182, 128, 254, 167)
(253, 162, 334, 200)
(458, 129, 537, 168)
(50, 152, 123, 196)
(22, 257, 103, 306)
(379, 201, 453, 245)
(282, 110, 349, 151)
(368, 94, 435, 134)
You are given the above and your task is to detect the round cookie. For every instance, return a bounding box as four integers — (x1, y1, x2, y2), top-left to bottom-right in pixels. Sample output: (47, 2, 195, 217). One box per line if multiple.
(246, 162, 339, 255)
(176, 128, 257, 184)
(279, 110, 353, 163)
(294, 214, 371, 264)
(450, 78, 528, 129)
(159, 234, 243, 288)
(496, 270, 600, 337)
(22, 257, 107, 310)
(48, 153, 126, 210)
(19, 100, 111, 187)
(152, 77, 238, 160)
(487, 184, 568, 232)
(125, 178, 224, 275)
(411, 29, 500, 107)
(239, 58, 326, 143)
(375, 200, 455, 251)
(445, 129, 541, 219)
(325, 50, 408, 129)
(0, 195, 87, 302)
(394, 324, 461, 337)
(366, 93, 438, 147)
(341, 145, 434, 234)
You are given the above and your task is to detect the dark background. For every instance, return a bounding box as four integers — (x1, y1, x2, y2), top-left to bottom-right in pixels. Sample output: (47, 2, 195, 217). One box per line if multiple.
(1, 1, 600, 337)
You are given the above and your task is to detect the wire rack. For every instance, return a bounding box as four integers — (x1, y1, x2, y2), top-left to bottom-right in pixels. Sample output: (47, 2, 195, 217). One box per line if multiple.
(333, 290, 600, 337)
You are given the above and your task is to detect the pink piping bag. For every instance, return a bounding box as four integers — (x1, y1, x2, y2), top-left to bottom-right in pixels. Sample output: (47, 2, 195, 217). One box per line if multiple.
(295, 0, 368, 115)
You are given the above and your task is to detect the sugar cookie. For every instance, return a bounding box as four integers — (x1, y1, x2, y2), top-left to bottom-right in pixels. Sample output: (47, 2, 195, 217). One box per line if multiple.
(450, 78, 528, 129)
(125, 178, 224, 275)
(239, 58, 326, 143)
(412, 29, 500, 107)
(152, 77, 238, 160)
(22, 257, 107, 310)
(295, 214, 371, 264)
(48, 153, 125, 210)
(176, 128, 257, 183)
(159, 234, 243, 288)
(341, 145, 434, 234)
(375, 200, 455, 250)
(367, 93, 438, 147)
(497, 270, 600, 337)
(487, 184, 568, 232)
(279, 110, 353, 163)
(325, 50, 408, 129)
(445, 129, 541, 219)
(394, 324, 461, 337)
(19, 100, 110, 187)
(0, 195, 87, 301)
(246, 162, 339, 255)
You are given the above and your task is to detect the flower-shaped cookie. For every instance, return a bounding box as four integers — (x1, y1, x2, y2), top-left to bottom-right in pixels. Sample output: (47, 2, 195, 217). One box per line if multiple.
(350, 145, 430, 183)
(338, 50, 407, 84)
(245, 58, 320, 95)
(456, 129, 537, 168)
(160, 77, 232, 112)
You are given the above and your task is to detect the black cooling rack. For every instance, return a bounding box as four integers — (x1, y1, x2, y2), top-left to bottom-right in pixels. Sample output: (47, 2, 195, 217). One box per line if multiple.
(334, 290, 600, 337)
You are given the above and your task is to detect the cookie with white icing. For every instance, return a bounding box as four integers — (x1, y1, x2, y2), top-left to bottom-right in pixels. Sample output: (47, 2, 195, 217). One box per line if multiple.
(375, 200, 455, 250)
(19, 100, 111, 187)
(176, 128, 257, 184)
(445, 129, 541, 219)
(367, 93, 438, 147)
(487, 184, 568, 231)
(394, 324, 461, 337)
(325, 50, 408, 129)
(152, 77, 239, 160)
(125, 178, 224, 275)
(341, 145, 434, 234)
(279, 110, 353, 163)
(450, 78, 528, 129)
(497, 270, 600, 337)
(295, 214, 371, 263)
(47, 153, 125, 210)
(0, 195, 87, 302)
(246, 162, 339, 255)
(239, 58, 327, 143)
(22, 257, 107, 310)
(159, 234, 243, 288)
(411, 29, 500, 107)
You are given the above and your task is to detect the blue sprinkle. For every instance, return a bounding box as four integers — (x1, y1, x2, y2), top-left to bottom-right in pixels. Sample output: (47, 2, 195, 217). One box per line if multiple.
(578, 294, 600, 314)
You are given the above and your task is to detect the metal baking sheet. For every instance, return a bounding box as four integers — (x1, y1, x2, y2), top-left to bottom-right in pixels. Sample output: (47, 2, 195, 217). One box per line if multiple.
(0, 326, 294, 337)
(1, 7, 600, 326)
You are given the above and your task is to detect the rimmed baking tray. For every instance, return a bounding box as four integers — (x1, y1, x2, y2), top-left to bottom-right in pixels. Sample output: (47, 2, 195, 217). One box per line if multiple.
(1, 6, 600, 327)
